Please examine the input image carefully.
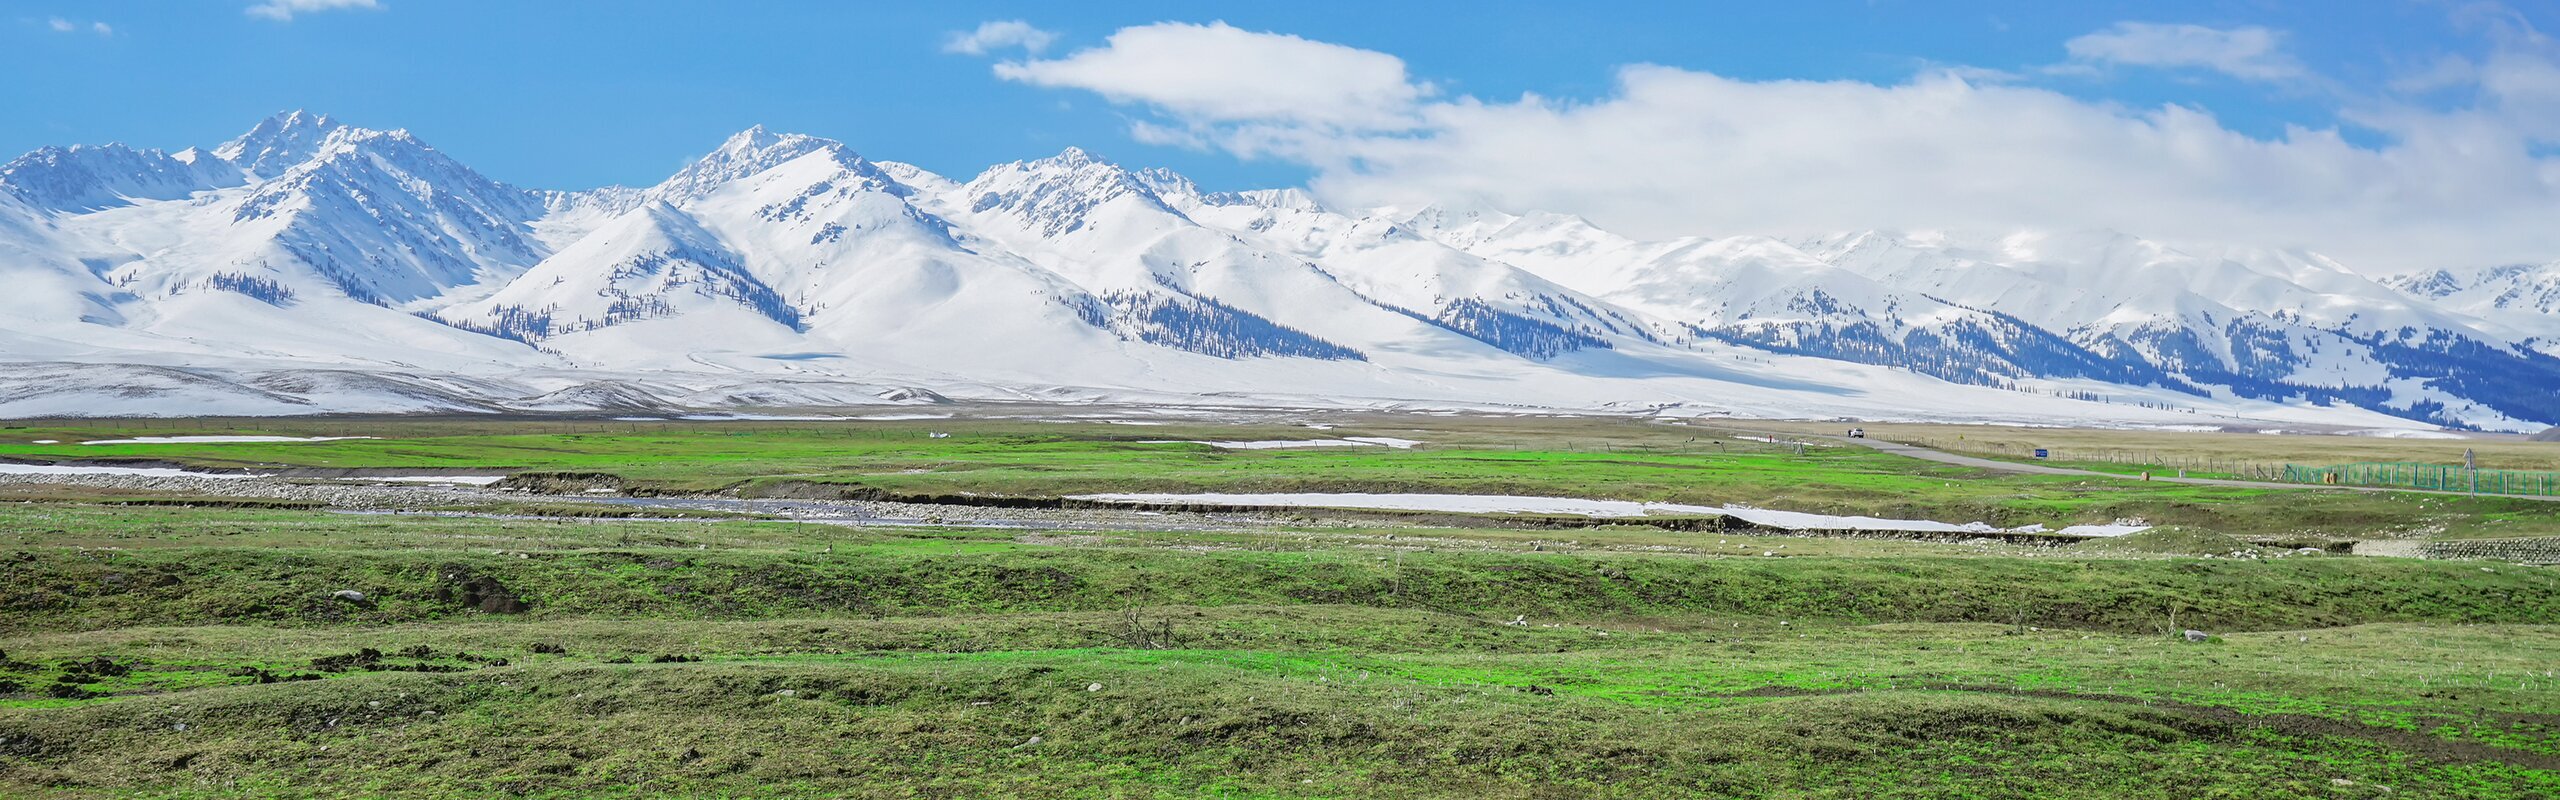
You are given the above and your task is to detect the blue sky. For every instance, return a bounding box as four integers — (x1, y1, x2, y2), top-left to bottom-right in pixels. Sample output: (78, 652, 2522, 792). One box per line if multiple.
(6, 1, 2559, 270)
(0, 1, 2494, 188)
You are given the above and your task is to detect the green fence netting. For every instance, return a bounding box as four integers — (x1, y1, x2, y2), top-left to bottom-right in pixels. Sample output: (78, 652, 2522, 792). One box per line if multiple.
(2283, 462, 2560, 497)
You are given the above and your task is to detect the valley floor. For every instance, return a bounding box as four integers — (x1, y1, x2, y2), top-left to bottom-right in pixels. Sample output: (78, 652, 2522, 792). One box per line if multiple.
(1, 411, 2555, 797)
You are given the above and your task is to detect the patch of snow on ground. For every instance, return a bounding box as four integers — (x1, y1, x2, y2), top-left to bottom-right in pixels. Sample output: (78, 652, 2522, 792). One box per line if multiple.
(2051, 524, 2151, 537)
(1142, 439, 1414, 450)
(679, 414, 853, 421)
(1341, 437, 1423, 448)
(855, 413, 956, 421)
(80, 435, 378, 445)
(2342, 428, 2470, 440)
(348, 475, 508, 486)
(1067, 492, 2148, 536)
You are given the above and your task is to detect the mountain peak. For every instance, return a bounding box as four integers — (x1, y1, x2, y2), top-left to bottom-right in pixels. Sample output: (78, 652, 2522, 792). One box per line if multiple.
(644, 127, 859, 205)
(215, 110, 352, 177)
(1050, 146, 1099, 166)
(1, 141, 242, 211)
(720, 124, 785, 152)
(963, 147, 1183, 236)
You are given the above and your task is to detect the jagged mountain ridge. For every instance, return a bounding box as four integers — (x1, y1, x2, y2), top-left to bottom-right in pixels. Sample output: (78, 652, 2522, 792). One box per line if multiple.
(0, 111, 2549, 430)
(1402, 208, 2560, 429)
(2386, 262, 2560, 355)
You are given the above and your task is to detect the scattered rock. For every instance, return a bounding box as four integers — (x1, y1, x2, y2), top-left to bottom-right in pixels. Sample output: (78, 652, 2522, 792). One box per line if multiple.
(330, 590, 367, 602)
(1085, 683, 1102, 692)
(2183, 630, 2211, 643)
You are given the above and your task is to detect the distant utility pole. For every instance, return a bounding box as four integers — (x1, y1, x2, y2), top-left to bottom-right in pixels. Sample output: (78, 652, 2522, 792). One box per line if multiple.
(2466, 448, 2478, 494)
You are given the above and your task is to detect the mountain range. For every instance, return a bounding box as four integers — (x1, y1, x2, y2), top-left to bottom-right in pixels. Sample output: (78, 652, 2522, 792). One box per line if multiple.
(1, 110, 2555, 431)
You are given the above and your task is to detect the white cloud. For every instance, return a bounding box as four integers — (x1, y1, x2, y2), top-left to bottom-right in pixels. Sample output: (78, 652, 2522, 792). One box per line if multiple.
(2064, 22, 2305, 82)
(943, 20, 1057, 56)
(245, 0, 383, 22)
(995, 22, 1430, 135)
(999, 21, 2560, 274)
(43, 17, 110, 36)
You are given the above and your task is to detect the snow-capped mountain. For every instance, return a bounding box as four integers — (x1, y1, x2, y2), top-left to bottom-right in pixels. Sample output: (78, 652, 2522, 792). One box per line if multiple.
(1402, 208, 2560, 430)
(0, 110, 2551, 431)
(2387, 263, 2560, 355)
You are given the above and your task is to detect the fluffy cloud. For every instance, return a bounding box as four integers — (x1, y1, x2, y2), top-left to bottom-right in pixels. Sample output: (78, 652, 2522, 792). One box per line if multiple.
(995, 22, 1429, 134)
(46, 17, 70, 32)
(2063, 22, 2305, 82)
(943, 20, 1057, 56)
(993, 19, 2560, 273)
(246, 0, 383, 22)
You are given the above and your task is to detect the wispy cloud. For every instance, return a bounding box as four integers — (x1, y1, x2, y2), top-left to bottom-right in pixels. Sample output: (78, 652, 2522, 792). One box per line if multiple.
(944, 20, 1057, 56)
(245, 0, 383, 23)
(44, 16, 111, 36)
(2062, 22, 2305, 82)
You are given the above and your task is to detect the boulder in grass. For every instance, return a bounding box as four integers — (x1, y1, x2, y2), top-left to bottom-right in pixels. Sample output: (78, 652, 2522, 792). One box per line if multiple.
(331, 590, 367, 602)
(2183, 629, 2211, 643)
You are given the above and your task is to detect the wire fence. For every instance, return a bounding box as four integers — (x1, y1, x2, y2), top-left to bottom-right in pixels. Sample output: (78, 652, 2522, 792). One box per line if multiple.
(2283, 462, 2560, 497)
(1897, 439, 2290, 480)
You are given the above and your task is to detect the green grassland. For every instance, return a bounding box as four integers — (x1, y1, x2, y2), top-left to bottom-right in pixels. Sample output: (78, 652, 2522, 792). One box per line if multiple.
(0, 490, 2555, 796)
(3, 414, 2558, 539)
(3, 413, 2557, 796)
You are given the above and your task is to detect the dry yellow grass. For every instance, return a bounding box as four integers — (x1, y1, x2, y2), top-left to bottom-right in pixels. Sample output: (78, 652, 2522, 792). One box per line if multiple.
(1743, 420, 2560, 474)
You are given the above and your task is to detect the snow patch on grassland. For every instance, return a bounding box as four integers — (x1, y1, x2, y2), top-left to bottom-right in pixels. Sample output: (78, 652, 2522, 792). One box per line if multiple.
(347, 475, 507, 486)
(2341, 428, 2471, 440)
(1143, 438, 1422, 450)
(1067, 492, 2147, 536)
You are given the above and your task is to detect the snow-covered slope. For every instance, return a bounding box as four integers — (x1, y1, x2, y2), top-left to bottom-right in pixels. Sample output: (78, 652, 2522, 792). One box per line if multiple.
(1404, 208, 2560, 430)
(0, 110, 2551, 432)
(2387, 262, 2560, 355)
